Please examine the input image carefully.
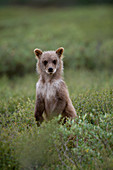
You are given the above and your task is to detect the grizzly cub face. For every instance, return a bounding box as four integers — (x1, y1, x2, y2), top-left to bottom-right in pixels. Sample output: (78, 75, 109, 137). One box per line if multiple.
(34, 47, 64, 76)
(39, 51, 59, 75)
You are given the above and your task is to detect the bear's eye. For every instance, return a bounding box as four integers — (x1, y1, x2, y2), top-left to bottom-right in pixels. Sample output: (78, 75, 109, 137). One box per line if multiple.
(53, 60, 57, 65)
(43, 60, 48, 66)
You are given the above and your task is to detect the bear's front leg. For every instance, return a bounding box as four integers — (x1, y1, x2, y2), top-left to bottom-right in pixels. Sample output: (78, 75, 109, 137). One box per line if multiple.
(34, 95, 44, 126)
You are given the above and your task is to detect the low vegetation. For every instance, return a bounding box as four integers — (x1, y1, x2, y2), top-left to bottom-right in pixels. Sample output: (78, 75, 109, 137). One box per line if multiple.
(0, 70, 113, 169)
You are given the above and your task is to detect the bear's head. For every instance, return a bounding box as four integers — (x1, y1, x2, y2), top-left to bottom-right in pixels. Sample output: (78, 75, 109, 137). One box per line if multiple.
(34, 47, 64, 76)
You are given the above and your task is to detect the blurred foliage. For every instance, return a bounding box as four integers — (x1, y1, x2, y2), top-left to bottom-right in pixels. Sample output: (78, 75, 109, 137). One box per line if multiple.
(0, 70, 113, 169)
(0, 6, 113, 77)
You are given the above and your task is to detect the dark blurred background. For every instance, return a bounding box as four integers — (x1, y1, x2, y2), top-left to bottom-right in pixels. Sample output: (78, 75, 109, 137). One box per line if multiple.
(0, 0, 113, 6)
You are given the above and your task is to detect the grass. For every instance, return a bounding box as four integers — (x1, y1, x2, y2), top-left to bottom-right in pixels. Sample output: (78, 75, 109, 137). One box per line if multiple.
(0, 5, 113, 169)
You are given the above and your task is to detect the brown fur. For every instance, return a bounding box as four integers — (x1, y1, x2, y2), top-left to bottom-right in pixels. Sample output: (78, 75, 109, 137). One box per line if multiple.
(34, 47, 77, 126)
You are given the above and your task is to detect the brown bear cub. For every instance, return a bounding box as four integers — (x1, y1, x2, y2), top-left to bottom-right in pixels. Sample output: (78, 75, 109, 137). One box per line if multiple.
(34, 47, 77, 126)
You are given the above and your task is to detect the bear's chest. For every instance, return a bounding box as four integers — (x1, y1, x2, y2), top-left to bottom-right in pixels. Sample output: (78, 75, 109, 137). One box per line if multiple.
(36, 79, 63, 100)
(36, 81, 56, 99)
(36, 80, 61, 115)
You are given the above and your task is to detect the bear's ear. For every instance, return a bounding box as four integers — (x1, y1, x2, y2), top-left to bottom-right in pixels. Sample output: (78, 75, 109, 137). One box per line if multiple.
(56, 47, 64, 58)
(34, 48, 42, 59)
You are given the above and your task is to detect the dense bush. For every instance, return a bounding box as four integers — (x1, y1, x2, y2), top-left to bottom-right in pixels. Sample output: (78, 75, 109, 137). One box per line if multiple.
(0, 89, 113, 169)
(0, 6, 113, 76)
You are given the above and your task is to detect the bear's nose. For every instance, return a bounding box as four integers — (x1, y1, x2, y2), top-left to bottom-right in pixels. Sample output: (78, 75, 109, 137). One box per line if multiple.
(48, 68, 53, 73)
